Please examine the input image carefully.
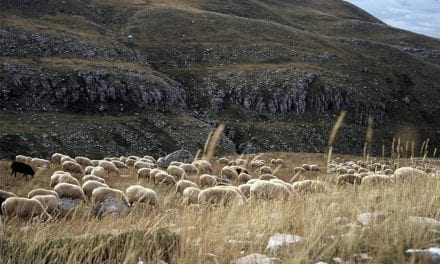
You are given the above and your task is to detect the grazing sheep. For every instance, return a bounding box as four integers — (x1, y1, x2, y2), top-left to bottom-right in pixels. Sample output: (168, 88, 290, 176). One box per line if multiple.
(154, 172, 176, 186)
(31, 195, 60, 215)
(383, 169, 394, 175)
(54, 183, 86, 201)
(238, 184, 251, 199)
(112, 160, 128, 169)
(235, 159, 248, 166)
(126, 185, 158, 206)
(31, 158, 50, 168)
(250, 160, 265, 169)
(179, 163, 199, 177)
(309, 164, 320, 172)
(247, 179, 260, 185)
(128, 156, 140, 161)
(91, 187, 130, 217)
(293, 167, 306, 174)
(50, 171, 72, 187)
(182, 187, 200, 205)
(137, 168, 151, 181)
(28, 189, 58, 199)
(337, 174, 362, 185)
(62, 161, 84, 178)
(259, 174, 277, 181)
(238, 173, 252, 184)
(198, 186, 245, 206)
(134, 161, 155, 170)
(192, 160, 213, 174)
(82, 180, 109, 199)
(1, 197, 50, 220)
(82, 175, 106, 184)
(292, 180, 326, 194)
(91, 166, 107, 178)
(58, 174, 81, 186)
(271, 158, 284, 166)
(91, 187, 130, 207)
(149, 168, 164, 179)
(84, 166, 95, 175)
(176, 180, 198, 195)
(15, 155, 32, 164)
(218, 157, 230, 166)
(51, 153, 64, 165)
(75, 157, 93, 167)
(222, 166, 239, 182)
(250, 180, 290, 201)
(61, 156, 76, 164)
(10, 161, 35, 179)
(125, 159, 136, 167)
(167, 165, 186, 179)
(302, 164, 311, 171)
(259, 166, 273, 175)
(393, 167, 427, 183)
(362, 175, 392, 185)
(143, 155, 156, 162)
(0, 190, 16, 215)
(169, 161, 184, 167)
(98, 160, 120, 177)
(270, 179, 294, 193)
(200, 174, 217, 188)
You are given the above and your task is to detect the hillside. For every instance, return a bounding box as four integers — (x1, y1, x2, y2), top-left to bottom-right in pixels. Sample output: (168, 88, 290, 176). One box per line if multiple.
(1, 0, 440, 158)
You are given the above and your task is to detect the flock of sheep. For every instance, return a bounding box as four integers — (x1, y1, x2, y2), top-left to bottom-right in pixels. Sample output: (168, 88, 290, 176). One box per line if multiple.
(0, 152, 434, 222)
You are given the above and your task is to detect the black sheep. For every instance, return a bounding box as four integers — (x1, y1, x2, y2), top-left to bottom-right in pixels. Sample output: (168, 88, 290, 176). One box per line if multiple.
(10, 161, 35, 179)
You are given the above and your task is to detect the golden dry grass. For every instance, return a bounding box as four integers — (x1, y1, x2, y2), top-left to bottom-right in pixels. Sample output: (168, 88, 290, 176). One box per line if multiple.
(1, 153, 440, 263)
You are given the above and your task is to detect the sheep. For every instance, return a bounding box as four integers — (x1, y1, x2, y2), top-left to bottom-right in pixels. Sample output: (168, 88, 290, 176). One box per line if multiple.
(149, 168, 165, 179)
(120, 156, 128, 163)
(31, 195, 60, 215)
(125, 159, 136, 167)
(238, 173, 252, 184)
(250, 160, 265, 169)
(91, 166, 107, 178)
(137, 168, 151, 181)
(292, 180, 326, 194)
(218, 157, 230, 166)
(182, 187, 200, 205)
(309, 164, 320, 172)
(28, 189, 58, 199)
(50, 171, 72, 187)
(112, 160, 128, 169)
(98, 160, 120, 177)
(84, 166, 95, 175)
(51, 153, 65, 165)
(270, 179, 294, 193)
(10, 161, 35, 179)
(91, 187, 130, 217)
(134, 161, 155, 170)
(58, 174, 81, 186)
(91, 160, 99, 166)
(75, 156, 93, 167)
(200, 174, 217, 188)
(31, 158, 50, 168)
(54, 183, 86, 201)
(393, 167, 427, 183)
(271, 158, 284, 166)
(62, 161, 84, 178)
(1, 197, 50, 220)
(235, 159, 248, 166)
(61, 156, 76, 164)
(167, 165, 186, 179)
(259, 166, 273, 175)
(176, 180, 198, 195)
(179, 163, 199, 177)
(362, 175, 392, 186)
(250, 180, 290, 201)
(293, 167, 306, 174)
(91, 187, 130, 207)
(221, 166, 239, 182)
(126, 185, 159, 206)
(198, 186, 245, 207)
(154, 172, 176, 186)
(82, 180, 109, 199)
(247, 179, 260, 185)
(238, 184, 251, 199)
(15, 155, 32, 164)
(82, 175, 106, 184)
(192, 160, 213, 174)
(337, 174, 362, 185)
(0, 190, 16, 215)
(259, 173, 277, 181)
(143, 155, 156, 162)
(128, 156, 140, 161)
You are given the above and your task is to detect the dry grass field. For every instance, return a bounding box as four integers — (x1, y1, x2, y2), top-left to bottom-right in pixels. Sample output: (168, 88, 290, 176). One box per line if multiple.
(1, 151, 440, 264)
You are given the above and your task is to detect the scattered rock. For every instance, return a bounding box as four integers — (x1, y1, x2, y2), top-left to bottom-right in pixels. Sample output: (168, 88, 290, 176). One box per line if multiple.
(357, 212, 386, 226)
(406, 247, 440, 263)
(234, 253, 280, 264)
(265, 233, 304, 253)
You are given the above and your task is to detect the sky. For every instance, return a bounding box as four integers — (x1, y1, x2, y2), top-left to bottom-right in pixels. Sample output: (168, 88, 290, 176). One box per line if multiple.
(346, 0, 440, 38)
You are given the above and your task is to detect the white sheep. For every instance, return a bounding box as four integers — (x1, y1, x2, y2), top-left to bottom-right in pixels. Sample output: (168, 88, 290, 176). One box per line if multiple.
(31, 194, 60, 215)
(221, 166, 239, 182)
(50, 171, 72, 187)
(82, 180, 109, 199)
(91, 187, 130, 207)
(126, 185, 159, 206)
(291, 180, 326, 194)
(393, 167, 427, 183)
(259, 174, 277, 181)
(84, 166, 95, 175)
(167, 165, 186, 179)
(176, 179, 198, 195)
(259, 166, 273, 175)
(112, 160, 128, 169)
(154, 172, 176, 186)
(82, 175, 106, 184)
(28, 188, 58, 199)
(179, 163, 199, 177)
(31, 158, 50, 168)
(134, 161, 155, 170)
(61, 156, 76, 164)
(54, 183, 86, 201)
(218, 157, 230, 166)
(91, 166, 107, 178)
(51, 153, 65, 165)
(128, 156, 140, 161)
(200, 174, 217, 188)
(1, 197, 50, 220)
(192, 160, 213, 174)
(238, 173, 252, 184)
(337, 174, 362, 185)
(16, 155, 32, 164)
(250, 180, 290, 201)
(58, 174, 81, 186)
(75, 156, 93, 167)
(250, 160, 265, 169)
(91, 160, 100, 166)
(62, 161, 84, 178)
(143, 155, 156, 162)
(137, 168, 151, 181)
(98, 160, 120, 177)
(182, 187, 200, 205)
(198, 186, 245, 206)
(362, 175, 392, 185)
(238, 184, 251, 199)
(125, 159, 136, 167)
